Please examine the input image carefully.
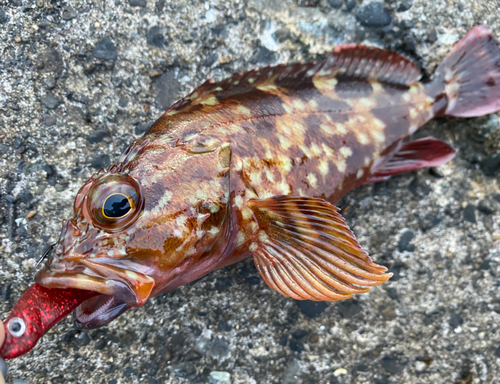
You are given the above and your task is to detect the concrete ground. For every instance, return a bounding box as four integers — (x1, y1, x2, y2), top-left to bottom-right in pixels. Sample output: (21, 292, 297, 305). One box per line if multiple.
(0, 0, 499, 383)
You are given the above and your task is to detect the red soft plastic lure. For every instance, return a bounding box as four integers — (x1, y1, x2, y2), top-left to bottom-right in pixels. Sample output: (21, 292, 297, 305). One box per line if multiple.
(0, 284, 97, 359)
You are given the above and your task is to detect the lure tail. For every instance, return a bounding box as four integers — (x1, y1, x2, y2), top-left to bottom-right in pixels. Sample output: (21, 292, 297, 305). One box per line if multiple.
(432, 25, 500, 117)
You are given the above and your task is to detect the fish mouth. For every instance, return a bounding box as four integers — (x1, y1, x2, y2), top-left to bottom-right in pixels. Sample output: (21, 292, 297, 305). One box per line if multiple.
(35, 260, 156, 307)
(73, 294, 130, 330)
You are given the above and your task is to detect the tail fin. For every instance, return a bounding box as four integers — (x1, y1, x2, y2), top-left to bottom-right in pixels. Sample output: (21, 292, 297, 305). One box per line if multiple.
(434, 25, 500, 117)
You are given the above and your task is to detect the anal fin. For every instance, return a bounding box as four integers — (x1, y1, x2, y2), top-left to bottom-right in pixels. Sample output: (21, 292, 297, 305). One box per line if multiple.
(248, 196, 391, 302)
(366, 137, 456, 183)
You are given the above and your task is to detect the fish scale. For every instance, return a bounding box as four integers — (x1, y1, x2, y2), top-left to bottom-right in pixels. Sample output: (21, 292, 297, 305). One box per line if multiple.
(1, 25, 499, 359)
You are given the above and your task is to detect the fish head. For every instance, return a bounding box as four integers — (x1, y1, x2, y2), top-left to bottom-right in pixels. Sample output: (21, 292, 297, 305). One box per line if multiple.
(35, 134, 233, 326)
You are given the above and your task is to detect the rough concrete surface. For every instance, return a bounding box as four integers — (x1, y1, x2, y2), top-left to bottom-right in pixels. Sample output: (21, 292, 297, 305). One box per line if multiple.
(0, 0, 499, 383)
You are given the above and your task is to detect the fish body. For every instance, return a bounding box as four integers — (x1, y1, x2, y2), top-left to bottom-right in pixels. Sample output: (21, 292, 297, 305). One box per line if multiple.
(2, 26, 499, 357)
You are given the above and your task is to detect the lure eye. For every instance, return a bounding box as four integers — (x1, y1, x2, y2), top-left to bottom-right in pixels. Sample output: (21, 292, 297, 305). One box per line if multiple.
(102, 193, 133, 219)
(87, 175, 143, 232)
(7, 317, 26, 338)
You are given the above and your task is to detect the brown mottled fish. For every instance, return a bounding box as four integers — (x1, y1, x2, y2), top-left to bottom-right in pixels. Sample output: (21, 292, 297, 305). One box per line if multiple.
(24, 25, 499, 330)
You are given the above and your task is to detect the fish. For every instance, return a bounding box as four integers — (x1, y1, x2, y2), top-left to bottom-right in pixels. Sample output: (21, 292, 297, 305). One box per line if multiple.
(1, 25, 499, 359)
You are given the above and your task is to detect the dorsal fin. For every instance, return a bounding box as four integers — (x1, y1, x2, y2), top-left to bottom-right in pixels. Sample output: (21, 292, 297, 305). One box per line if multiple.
(321, 44, 422, 86)
(164, 45, 421, 116)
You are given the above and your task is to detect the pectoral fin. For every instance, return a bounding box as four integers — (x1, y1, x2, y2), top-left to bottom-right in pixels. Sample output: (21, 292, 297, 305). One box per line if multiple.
(247, 196, 391, 301)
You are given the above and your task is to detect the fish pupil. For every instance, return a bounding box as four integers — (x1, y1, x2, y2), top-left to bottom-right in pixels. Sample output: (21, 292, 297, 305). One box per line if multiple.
(103, 194, 131, 218)
(11, 322, 21, 333)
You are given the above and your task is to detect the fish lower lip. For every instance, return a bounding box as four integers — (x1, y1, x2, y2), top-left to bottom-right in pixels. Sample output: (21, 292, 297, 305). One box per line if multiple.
(74, 295, 130, 330)
(35, 271, 140, 306)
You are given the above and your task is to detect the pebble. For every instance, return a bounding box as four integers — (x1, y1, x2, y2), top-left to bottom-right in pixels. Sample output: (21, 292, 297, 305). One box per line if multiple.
(309, 333, 319, 343)
(209, 338, 230, 357)
(345, 0, 356, 12)
(449, 313, 463, 329)
(208, 371, 231, 384)
(171, 362, 197, 380)
(76, 332, 91, 347)
(295, 300, 327, 318)
(0, 8, 9, 24)
(333, 368, 347, 376)
(93, 37, 118, 61)
(289, 338, 304, 352)
(480, 155, 500, 176)
(397, 0, 413, 12)
(91, 154, 111, 169)
(147, 26, 165, 48)
(381, 354, 407, 374)
(478, 198, 498, 215)
(398, 230, 415, 252)
(355, 2, 391, 28)
(42, 163, 55, 177)
(249, 46, 276, 65)
(217, 319, 231, 332)
(26, 210, 37, 220)
(40, 93, 62, 109)
(129, 0, 147, 6)
(87, 129, 110, 144)
(463, 204, 476, 223)
(94, 338, 106, 350)
(1, 283, 11, 300)
(44, 77, 56, 89)
(336, 299, 362, 318)
(61, 6, 77, 20)
(153, 69, 181, 111)
(281, 358, 300, 384)
(327, 0, 343, 9)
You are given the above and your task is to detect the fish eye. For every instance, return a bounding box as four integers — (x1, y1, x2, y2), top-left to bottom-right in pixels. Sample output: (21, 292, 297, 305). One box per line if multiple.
(7, 317, 26, 338)
(102, 193, 134, 219)
(87, 175, 143, 232)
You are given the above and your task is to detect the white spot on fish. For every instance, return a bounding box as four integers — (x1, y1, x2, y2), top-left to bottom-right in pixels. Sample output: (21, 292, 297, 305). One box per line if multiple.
(258, 231, 270, 243)
(359, 98, 376, 108)
(278, 179, 291, 194)
(306, 172, 318, 188)
(357, 132, 369, 145)
(265, 169, 275, 183)
(237, 231, 246, 245)
(356, 169, 364, 179)
(373, 118, 385, 130)
(336, 123, 347, 134)
(200, 96, 218, 105)
(320, 124, 334, 135)
(279, 155, 292, 172)
(372, 130, 385, 142)
(293, 99, 306, 111)
(371, 82, 382, 92)
(318, 160, 329, 176)
(310, 143, 322, 157)
(340, 146, 353, 157)
(336, 159, 346, 172)
(277, 134, 292, 150)
(322, 143, 335, 157)
(234, 195, 243, 209)
(209, 226, 220, 236)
